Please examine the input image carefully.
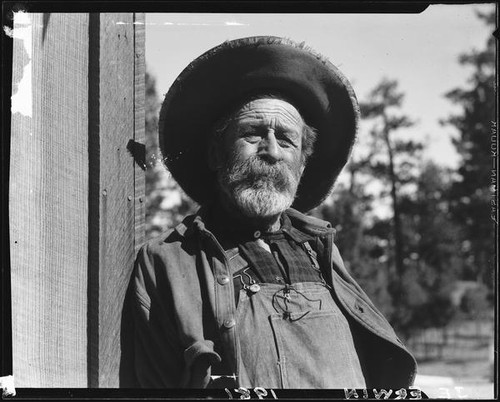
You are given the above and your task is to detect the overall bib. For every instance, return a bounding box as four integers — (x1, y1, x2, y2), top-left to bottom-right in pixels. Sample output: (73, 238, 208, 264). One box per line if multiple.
(236, 281, 367, 389)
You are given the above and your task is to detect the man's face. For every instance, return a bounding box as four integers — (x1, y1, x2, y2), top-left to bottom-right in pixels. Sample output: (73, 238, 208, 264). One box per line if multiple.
(214, 97, 306, 219)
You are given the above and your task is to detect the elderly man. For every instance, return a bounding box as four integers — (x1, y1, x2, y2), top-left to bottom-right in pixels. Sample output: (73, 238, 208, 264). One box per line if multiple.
(120, 36, 416, 389)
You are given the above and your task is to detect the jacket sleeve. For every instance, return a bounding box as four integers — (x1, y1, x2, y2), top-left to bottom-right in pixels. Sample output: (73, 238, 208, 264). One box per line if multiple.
(120, 243, 187, 388)
(120, 240, 221, 388)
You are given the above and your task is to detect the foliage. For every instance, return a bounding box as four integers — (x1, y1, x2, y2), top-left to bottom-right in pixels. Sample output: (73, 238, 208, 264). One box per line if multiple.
(317, 182, 395, 319)
(322, 158, 463, 334)
(359, 78, 421, 283)
(320, 10, 496, 334)
(396, 163, 465, 332)
(355, 78, 434, 332)
(321, 58, 495, 333)
(459, 285, 490, 319)
(144, 71, 198, 240)
(440, 10, 496, 287)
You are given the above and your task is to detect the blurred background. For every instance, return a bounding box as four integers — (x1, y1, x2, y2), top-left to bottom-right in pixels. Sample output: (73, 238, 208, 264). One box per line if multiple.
(144, 5, 496, 398)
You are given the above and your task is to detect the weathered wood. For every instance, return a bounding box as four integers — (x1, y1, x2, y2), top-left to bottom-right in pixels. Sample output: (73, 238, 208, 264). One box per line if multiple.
(9, 12, 145, 388)
(97, 12, 136, 388)
(88, 13, 145, 388)
(134, 13, 146, 255)
(9, 13, 90, 387)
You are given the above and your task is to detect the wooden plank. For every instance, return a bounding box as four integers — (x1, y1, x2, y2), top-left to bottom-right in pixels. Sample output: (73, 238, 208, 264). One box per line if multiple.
(98, 12, 136, 388)
(87, 13, 144, 388)
(9, 13, 89, 387)
(134, 13, 146, 255)
(10, 11, 145, 388)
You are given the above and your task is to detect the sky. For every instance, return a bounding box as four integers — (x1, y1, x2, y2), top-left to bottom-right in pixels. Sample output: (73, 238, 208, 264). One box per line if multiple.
(145, 3, 496, 174)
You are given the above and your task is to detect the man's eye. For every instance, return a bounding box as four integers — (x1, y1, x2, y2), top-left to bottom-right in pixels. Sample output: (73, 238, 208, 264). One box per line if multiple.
(277, 134, 297, 147)
(278, 138, 293, 146)
(242, 132, 260, 141)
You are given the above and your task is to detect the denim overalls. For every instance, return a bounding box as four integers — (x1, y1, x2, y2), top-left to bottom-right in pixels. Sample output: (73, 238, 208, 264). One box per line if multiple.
(229, 250, 367, 389)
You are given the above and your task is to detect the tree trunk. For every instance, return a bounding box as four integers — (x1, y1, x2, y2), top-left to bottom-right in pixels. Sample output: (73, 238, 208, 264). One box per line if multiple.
(383, 116, 404, 285)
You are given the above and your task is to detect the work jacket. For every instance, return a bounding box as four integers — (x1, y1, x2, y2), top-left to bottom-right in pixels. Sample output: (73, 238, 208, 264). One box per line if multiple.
(119, 208, 417, 388)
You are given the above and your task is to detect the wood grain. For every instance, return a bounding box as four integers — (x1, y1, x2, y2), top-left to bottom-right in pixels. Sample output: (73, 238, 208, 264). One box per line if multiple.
(9, 13, 89, 387)
(134, 13, 146, 256)
(10, 12, 145, 388)
(98, 12, 135, 388)
(88, 13, 145, 388)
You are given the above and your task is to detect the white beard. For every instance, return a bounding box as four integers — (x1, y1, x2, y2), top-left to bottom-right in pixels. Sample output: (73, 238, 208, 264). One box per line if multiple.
(229, 182, 296, 219)
(217, 153, 302, 220)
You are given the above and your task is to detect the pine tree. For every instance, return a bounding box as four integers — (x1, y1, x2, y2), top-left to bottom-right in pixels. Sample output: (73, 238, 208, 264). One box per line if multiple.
(144, 71, 198, 239)
(441, 11, 496, 287)
(359, 79, 421, 285)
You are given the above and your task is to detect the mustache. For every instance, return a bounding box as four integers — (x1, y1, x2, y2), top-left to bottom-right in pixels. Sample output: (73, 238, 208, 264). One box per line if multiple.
(222, 155, 298, 192)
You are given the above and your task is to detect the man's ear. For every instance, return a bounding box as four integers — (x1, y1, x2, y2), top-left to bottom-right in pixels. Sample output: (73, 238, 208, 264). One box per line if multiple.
(299, 159, 307, 177)
(300, 165, 306, 178)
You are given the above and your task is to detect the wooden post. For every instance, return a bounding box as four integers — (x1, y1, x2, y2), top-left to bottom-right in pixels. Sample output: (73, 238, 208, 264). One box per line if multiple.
(9, 12, 145, 388)
(88, 12, 146, 388)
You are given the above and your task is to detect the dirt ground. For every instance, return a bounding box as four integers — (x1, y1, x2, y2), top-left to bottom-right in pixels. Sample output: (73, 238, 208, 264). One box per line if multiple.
(415, 346, 495, 399)
(418, 356, 492, 381)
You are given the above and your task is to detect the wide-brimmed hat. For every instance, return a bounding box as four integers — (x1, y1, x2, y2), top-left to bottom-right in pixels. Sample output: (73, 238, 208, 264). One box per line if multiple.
(159, 36, 359, 212)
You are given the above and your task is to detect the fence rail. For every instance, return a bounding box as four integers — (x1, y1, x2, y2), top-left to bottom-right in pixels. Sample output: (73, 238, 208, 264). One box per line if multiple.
(406, 319, 494, 361)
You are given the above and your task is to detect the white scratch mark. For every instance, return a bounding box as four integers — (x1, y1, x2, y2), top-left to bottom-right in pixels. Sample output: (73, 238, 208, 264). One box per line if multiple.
(13, 10, 31, 25)
(3, 25, 14, 37)
(162, 21, 247, 26)
(11, 11, 32, 118)
(225, 21, 248, 26)
(113, 20, 248, 27)
(176, 22, 213, 26)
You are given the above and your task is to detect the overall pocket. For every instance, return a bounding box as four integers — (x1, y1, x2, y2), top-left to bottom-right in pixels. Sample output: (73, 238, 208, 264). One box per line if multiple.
(269, 309, 366, 389)
(236, 289, 282, 389)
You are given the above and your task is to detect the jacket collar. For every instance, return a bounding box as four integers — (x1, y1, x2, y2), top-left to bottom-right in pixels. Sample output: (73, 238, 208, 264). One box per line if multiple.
(285, 208, 336, 238)
(174, 206, 336, 240)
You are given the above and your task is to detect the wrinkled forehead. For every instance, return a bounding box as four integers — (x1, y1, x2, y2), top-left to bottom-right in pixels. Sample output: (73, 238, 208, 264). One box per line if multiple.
(231, 97, 305, 129)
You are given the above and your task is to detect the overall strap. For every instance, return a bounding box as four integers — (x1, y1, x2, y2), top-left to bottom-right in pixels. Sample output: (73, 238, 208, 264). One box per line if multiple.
(302, 240, 331, 288)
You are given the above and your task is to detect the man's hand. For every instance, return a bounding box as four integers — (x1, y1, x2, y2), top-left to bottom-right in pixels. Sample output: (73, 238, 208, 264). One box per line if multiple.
(188, 354, 212, 388)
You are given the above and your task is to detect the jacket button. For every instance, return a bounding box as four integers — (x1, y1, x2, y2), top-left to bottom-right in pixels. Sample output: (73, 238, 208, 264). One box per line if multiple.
(218, 275, 230, 285)
(223, 318, 236, 329)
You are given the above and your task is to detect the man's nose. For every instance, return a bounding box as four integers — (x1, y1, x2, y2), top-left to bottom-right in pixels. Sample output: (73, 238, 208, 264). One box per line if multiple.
(259, 129, 281, 162)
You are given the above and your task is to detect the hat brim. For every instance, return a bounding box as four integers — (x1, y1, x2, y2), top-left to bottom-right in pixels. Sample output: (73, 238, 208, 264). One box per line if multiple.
(159, 36, 359, 212)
